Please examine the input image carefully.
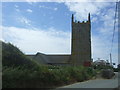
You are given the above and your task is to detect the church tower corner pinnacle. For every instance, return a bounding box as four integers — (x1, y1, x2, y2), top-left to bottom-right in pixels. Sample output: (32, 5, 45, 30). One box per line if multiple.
(72, 14, 74, 23)
(88, 13, 91, 23)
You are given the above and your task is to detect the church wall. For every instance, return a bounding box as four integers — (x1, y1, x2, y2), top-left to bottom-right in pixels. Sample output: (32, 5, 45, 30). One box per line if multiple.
(71, 14, 91, 66)
(46, 55, 70, 64)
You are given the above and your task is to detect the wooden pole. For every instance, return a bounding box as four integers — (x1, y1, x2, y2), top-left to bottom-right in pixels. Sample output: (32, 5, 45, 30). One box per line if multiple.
(110, 53, 112, 66)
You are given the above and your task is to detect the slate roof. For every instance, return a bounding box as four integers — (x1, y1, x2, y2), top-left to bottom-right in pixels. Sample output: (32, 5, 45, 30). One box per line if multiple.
(26, 52, 71, 65)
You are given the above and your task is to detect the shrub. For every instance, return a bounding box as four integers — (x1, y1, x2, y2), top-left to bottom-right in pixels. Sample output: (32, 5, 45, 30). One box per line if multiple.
(2, 42, 40, 70)
(2, 41, 96, 88)
(2, 65, 96, 88)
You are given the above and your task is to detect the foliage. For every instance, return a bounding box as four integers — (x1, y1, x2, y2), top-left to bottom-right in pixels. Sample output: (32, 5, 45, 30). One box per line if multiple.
(2, 42, 39, 69)
(2, 41, 96, 88)
(113, 68, 120, 72)
(92, 64, 113, 70)
(3, 65, 96, 88)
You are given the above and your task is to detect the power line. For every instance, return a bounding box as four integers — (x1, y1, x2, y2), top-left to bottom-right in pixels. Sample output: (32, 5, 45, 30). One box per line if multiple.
(110, 1, 118, 54)
(109, 1, 118, 66)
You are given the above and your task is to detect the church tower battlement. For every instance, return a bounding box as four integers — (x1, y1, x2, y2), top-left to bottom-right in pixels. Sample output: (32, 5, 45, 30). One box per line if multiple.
(71, 13, 91, 66)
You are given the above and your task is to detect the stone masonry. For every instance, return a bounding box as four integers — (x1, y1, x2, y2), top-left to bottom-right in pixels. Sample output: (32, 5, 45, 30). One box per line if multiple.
(70, 13, 91, 66)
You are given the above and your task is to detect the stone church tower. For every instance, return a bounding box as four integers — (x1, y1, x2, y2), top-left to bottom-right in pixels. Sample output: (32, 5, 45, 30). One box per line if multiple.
(70, 13, 91, 66)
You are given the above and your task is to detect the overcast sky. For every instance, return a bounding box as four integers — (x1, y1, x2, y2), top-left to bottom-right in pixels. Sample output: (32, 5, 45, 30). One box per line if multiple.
(1, 0, 119, 66)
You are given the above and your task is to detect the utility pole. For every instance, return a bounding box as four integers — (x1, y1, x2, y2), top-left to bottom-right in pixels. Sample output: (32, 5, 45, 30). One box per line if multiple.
(110, 53, 112, 66)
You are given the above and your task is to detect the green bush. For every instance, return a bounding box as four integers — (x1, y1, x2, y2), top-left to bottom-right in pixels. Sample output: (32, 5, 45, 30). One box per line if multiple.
(2, 41, 96, 88)
(113, 68, 120, 72)
(2, 42, 39, 69)
(3, 65, 96, 88)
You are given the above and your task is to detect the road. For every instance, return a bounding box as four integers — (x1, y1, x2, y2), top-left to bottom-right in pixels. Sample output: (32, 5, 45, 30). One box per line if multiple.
(56, 72, 119, 89)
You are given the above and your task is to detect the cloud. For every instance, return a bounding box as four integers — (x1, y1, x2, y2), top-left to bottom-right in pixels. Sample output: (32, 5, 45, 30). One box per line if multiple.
(91, 34, 118, 66)
(39, 5, 50, 9)
(91, 17, 97, 22)
(64, 2, 117, 36)
(92, 35, 116, 58)
(64, 2, 117, 42)
(16, 16, 32, 26)
(2, 0, 118, 2)
(14, 4, 20, 12)
(39, 5, 45, 8)
(14, 4, 19, 8)
(0, 26, 3, 41)
(26, 0, 38, 5)
(2, 26, 71, 54)
(15, 8, 20, 12)
(65, 2, 111, 21)
(26, 9, 33, 13)
(54, 7, 58, 11)
(25, 0, 118, 2)
(39, 5, 58, 11)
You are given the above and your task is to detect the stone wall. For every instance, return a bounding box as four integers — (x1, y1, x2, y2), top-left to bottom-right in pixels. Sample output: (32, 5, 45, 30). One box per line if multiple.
(46, 54, 70, 64)
(71, 14, 91, 66)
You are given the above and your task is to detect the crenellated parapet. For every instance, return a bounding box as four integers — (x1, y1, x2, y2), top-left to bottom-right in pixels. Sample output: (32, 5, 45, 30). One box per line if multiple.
(72, 13, 91, 24)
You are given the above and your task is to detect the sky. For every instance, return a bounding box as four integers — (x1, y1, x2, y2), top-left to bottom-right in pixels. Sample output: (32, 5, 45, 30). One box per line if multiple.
(1, 0, 119, 66)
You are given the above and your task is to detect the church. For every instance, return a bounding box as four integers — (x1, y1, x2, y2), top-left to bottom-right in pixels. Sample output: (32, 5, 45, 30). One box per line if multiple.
(27, 13, 92, 66)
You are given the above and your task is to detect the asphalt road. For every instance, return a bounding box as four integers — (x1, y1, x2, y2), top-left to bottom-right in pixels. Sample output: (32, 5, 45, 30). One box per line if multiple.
(56, 72, 119, 89)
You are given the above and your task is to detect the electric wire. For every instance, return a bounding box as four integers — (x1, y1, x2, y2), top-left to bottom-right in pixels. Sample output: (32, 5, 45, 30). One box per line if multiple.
(110, 1, 118, 54)
(109, 1, 118, 65)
